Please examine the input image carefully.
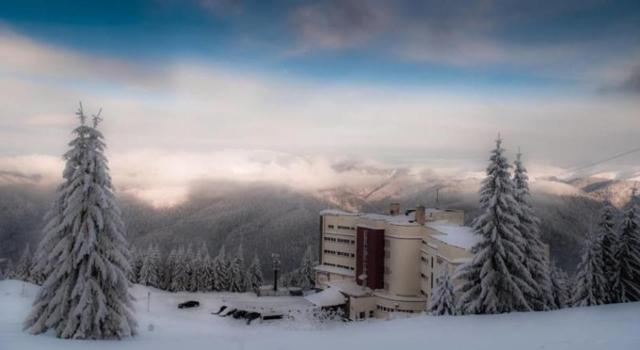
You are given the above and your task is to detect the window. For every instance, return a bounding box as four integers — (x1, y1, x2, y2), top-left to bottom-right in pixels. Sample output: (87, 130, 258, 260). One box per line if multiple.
(369, 311, 374, 317)
(359, 312, 365, 319)
(431, 257, 434, 268)
(328, 224, 335, 229)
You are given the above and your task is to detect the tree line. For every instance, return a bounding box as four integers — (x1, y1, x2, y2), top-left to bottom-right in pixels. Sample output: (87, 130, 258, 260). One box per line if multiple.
(429, 137, 640, 316)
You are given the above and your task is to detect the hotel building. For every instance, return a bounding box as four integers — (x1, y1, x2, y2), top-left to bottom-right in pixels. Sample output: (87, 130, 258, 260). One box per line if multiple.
(314, 203, 479, 320)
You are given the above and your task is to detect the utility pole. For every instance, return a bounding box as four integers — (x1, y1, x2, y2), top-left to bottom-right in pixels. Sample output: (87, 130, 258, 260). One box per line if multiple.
(271, 253, 281, 292)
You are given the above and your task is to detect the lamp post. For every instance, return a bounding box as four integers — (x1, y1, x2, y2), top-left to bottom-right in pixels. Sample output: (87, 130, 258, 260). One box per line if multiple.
(271, 253, 281, 292)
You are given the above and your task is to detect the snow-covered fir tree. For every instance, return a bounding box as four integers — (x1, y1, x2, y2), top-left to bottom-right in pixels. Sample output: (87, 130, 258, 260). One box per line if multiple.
(138, 244, 160, 288)
(185, 244, 198, 292)
(213, 245, 230, 291)
(170, 246, 189, 292)
(15, 244, 33, 283)
(430, 270, 456, 316)
(196, 243, 214, 291)
(617, 203, 640, 302)
(512, 151, 555, 310)
(245, 254, 264, 293)
(456, 137, 536, 314)
(549, 261, 570, 309)
(573, 232, 608, 307)
(598, 202, 619, 303)
(163, 247, 177, 290)
(24, 107, 136, 339)
(297, 246, 316, 290)
(4, 259, 16, 279)
(229, 245, 245, 292)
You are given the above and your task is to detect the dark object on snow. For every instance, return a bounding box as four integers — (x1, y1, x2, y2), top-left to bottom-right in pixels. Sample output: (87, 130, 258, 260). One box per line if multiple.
(211, 305, 227, 315)
(288, 289, 303, 296)
(245, 312, 261, 325)
(178, 301, 200, 309)
(233, 310, 247, 319)
(262, 314, 283, 321)
(220, 308, 237, 317)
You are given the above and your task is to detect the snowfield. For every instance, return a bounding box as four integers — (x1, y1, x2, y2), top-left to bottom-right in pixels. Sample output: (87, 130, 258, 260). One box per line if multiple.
(1, 280, 639, 350)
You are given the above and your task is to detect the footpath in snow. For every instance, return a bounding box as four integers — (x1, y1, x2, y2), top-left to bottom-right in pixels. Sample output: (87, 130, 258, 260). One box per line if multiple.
(1, 279, 639, 350)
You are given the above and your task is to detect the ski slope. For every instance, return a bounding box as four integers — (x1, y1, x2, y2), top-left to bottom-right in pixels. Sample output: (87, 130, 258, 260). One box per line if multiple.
(1, 279, 639, 350)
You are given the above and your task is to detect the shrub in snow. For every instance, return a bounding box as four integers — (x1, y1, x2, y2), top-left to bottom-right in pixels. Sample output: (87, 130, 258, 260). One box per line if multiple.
(573, 232, 608, 307)
(430, 270, 456, 316)
(23, 106, 136, 339)
(456, 137, 536, 314)
(617, 203, 640, 302)
(513, 151, 555, 311)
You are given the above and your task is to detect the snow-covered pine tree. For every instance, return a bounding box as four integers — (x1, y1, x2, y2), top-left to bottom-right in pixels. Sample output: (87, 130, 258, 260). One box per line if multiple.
(138, 244, 159, 288)
(213, 245, 229, 291)
(297, 246, 316, 290)
(598, 202, 620, 303)
(430, 269, 456, 315)
(24, 106, 136, 339)
(456, 136, 536, 314)
(15, 244, 33, 283)
(171, 246, 188, 292)
(573, 232, 608, 307)
(185, 245, 197, 292)
(549, 261, 570, 309)
(163, 248, 177, 290)
(229, 245, 245, 293)
(512, 151, 555, 310)
(245, 254, 264, 293)
(4, 259, 16, 279)
(196, 243, 214, 291)
(617, 203, 640, 302)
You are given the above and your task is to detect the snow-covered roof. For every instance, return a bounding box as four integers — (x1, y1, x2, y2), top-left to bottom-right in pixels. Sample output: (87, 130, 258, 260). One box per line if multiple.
(314, 264, 355, 277)
(304, 288, 347, 307)
(426, 220, 480, 250)
(320, 208, 418, 226)
(326, 280, 370, 297)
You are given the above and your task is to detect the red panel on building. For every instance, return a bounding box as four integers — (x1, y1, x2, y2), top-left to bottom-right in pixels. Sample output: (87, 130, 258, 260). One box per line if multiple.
(356, 227, 385, 290)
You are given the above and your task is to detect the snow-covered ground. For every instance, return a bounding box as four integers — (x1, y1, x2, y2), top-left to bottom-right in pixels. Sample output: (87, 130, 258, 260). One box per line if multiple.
(1, 279, 639, 350)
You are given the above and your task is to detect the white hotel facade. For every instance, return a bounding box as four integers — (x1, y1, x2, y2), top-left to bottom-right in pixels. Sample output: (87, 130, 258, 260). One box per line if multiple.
(314, 203, 479, 320)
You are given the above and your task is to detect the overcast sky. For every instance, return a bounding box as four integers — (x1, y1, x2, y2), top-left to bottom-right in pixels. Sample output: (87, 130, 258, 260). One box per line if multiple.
(0, 0, 639, 205)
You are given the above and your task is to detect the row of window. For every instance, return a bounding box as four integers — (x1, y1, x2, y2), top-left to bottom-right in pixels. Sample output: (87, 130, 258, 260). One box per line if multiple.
(323, 262, 355, 271)
(376, 305, 416, 314)
(323, 236, 355, 245)
(326, 224, 356, 231)
(323, 249, 355, 258)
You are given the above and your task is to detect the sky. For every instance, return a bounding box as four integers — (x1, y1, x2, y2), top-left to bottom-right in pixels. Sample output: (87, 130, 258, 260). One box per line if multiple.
(0, 0, 639, 206)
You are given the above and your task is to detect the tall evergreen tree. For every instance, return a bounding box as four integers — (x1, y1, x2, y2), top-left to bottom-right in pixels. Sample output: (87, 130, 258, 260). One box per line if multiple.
(456, 137, 536, 314)
(196, 243, 214, 291)
(163, 248, 177, 290)
(245, 254, 264, 293)
(573, 232, 608, 307)
(549, 261, 570, 309)
(171, 246, 189, 292)
(229, 245, 245, 292)
(15, 244, 34, 283)
(512, 151, 555, 310)
(24, 107, 136, 339)
(213, 245, 230, 291)
(598, 202, 620, 303)
(430, 270, 456, 316)
(138, 244, 159, 288)
(617, 203, 640, 302)
(184, 245, 197, 292)
(297, 246, 316, 290)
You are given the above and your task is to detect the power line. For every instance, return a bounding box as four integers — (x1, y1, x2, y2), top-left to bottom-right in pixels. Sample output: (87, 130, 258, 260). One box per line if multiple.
(568, 145, 640, 173)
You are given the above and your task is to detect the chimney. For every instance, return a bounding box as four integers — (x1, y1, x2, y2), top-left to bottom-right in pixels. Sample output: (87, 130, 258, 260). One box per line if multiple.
(389, 202, 401, 216)
(415, 205, 426, 225)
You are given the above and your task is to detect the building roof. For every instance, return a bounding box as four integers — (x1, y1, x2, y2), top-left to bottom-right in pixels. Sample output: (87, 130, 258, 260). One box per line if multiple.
(305, 288, 347, 307)
(314, 264, 355, 277)
(326, 280, 370, 297)
(426, 220, 480, 250)
(319, 208, 418, 226)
